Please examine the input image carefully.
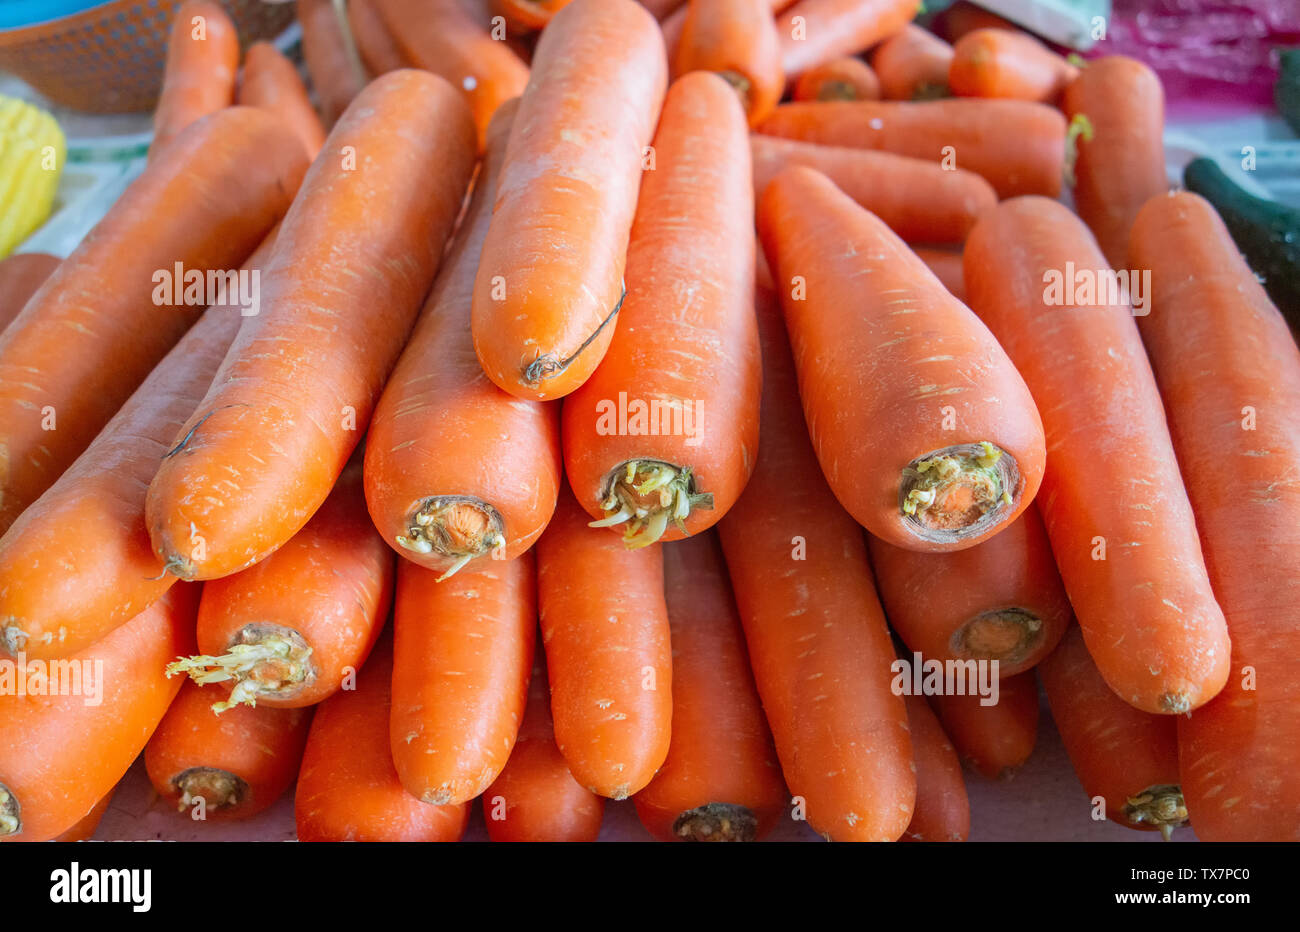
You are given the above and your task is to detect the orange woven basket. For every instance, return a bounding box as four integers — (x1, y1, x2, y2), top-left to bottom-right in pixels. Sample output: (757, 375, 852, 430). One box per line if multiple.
(0, 0, 296, 113)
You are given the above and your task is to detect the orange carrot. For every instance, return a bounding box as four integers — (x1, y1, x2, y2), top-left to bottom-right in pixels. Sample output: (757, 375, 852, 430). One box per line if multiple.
(792, 56, 880, 101)
(483, 644, 605, 841)
(150, 1, 239, 158)
(372, 0, 528, 148)
(296, 636, 470, 842)
(496, 0, 575, 30)
(349, 0, 407, 76)
(391, 555, 535, 806)
(563, 72, 758, 547)
(929, 671, 1039, 779)
(871, 24, 953, 100)
(640, 0, 685, 17)
(536, 486, 672, 799)
(1130, 191, 1300, 842)
(963, 196, 1231, 715)
(673, 0, 784, 126)
(717, 269, 914, 842)
(750, 134, 996, 244)
(776, 0, 916, 76)
(0, 234, 277, 662)
(1039, 625, 1186, 837)
(365, 102, 560, 578)
(867, 506, 1071, 677)
(0, 107, 307, 534)
(167, 462, 392, 711)
(1063, 56, 1167, 268)
(902, 694, 969, 842)
(145, 72, 476, 581)
(237, 42, 327, 159)
(54, 791, 113, 842)
(0, 585, 198, 842)
(911, 246, 965, 299)
(757, 98, 1066, 198)
(472, 0, 667, 400)
(949, 28, 1078, 102)
(297, 0, 365, 126)
(145, 681, 312, 821)
(634, 532, 786, 842)
(0, 253, 58, 333)
(758, 167, 1045, 551)
(935, 0, 1020, 41)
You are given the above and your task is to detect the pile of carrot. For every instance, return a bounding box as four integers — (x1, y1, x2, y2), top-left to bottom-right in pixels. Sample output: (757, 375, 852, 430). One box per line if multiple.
(0, 0, 1295, 845)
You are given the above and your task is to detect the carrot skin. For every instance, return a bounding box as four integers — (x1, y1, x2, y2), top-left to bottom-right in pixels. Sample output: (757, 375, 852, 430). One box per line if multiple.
(563, 72, 759, 547)
(949, 28, 1078, 102)
(483, 645, 605, 842)
(867, 505, 1071, 677)
(150, 1, 239, 158)
(750, 134, 996, 245)
(349, 0, 407, 76)
(297, 0, 365, 126)
(0, 107, 306, 535)
(472, 0, 668, 401)
(145, 71, 477, 581)
(871, 24, 953, 100)
(963, 196, 1231, 715)
(776, 0, 916, 76)
(717, 271, 914, 842)
(929, 671, 1039, 779)
(793, 57, 881, 102)
(757, 98, 1066, 198)
(536, 486, 672, 799)
(0, 253, 58, 333)
(673, 0, 784, 126)
(902, 694, 969, 842)
(758, 166, 1045, 552)
(633, 532, 786, 842)
(0, 585, 199, 842)
(1130, 191, 1300, 842)
(391, 555, 536, 806)
(238, 42, 327, 160)
(365, 101, 560, 575)
(53, 791, 113, 842)
(296, 636, 470, 842)
(1039, 625, 1185, 835)
(145, 681, 312, 821)
(496, 0, 576, 31)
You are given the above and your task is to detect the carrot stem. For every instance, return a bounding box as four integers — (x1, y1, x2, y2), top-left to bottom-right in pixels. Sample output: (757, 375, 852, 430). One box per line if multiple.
(167, 625, 316, 712)
(173, 767, 247, 812)
(899, 441, 1016, 539)
(594, 459, 715, 547)
(952, 607, 1044, 664)
(0, 783, 19, 836)
(1124, 784, 1188, 841)
(672, 802, 758, 842)
(395, 495, 507, 579)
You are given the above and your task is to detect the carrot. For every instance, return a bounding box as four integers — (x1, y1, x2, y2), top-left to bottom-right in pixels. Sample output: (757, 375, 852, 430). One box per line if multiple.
(483, 644, 605, 841)
(563, 72, 758, 547)
(758, 167, 1045, 551)
(145, 681, 312, 821)
(1130, 191, 1300, 842)
(792, 56, 880, 101)
(167, 462, 393, 711)
(756, 98, 1067, 198)
(716, 270, 914, 842)
(296, 0, 365, 126)
(391, 555, 535, 806)
(349, 0, 407, 76)
(659, 0, 795, 53)
(145, 72, 476, 581)
(496, 0, 575, 30)
(634, 532, 786, 842)
(296, 636, 470, 842)
(1062, 56, 1167, 268)
(372, 0, 528, 148)
(935, 0, 1020, 41)
(963, 196, 1231, 715)
(776, 0, 916, 77)
(673, 0, 783, 126)
(929, 671, 1039, 779)
(365, 103, 560, 578)
(0, 107, 306, 535)
(871, 24, 953, 100)
(867, 506, 1071, 677)
(472, 0, 667, 401)
(902, 694, 969, 842)
(0, 584, 199, 842)
(1039, 626, 1187, 837)
(0, 252, 58, 333)
(750, 134, 996, 245)
(237, 42, 327, 160)
(911, 246, 965, 299)
(0, 234, 277, 662)
(949, 29, 1078, 102)
(54, 791, 113, 842)
(150, 1, 239, 158)
(536, 486, 672, 799)
(640, 0, 685, 17)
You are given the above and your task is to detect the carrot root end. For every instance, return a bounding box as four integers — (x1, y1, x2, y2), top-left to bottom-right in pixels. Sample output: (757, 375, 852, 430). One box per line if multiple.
(899, 441, 1018, 543)
(593, 459, 713, 548)
(0, 782, 21, 836)
(166, 625, 315, 712)
(398, 496, 506, 581)
(174, 767, 247, 812)
(1123, 784, 1188, 839)
(672, 803, 758, 842)
(951, 607, 1043, 666)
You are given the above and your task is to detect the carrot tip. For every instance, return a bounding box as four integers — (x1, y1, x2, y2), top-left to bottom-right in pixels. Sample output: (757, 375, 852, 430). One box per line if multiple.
(174, 767, 247, 813)
(672, 803, 759, 842)
(1158, 692, 1192, 715)
(899, 441, 1018, 542)
(521, 282, 626, 387)
(0, 783, 20, 836)
(593, 459, 714, 547)
(166, 625, 316, 711)
(1123, 784, 1188, 838)
(951, 608, 1044, 666)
